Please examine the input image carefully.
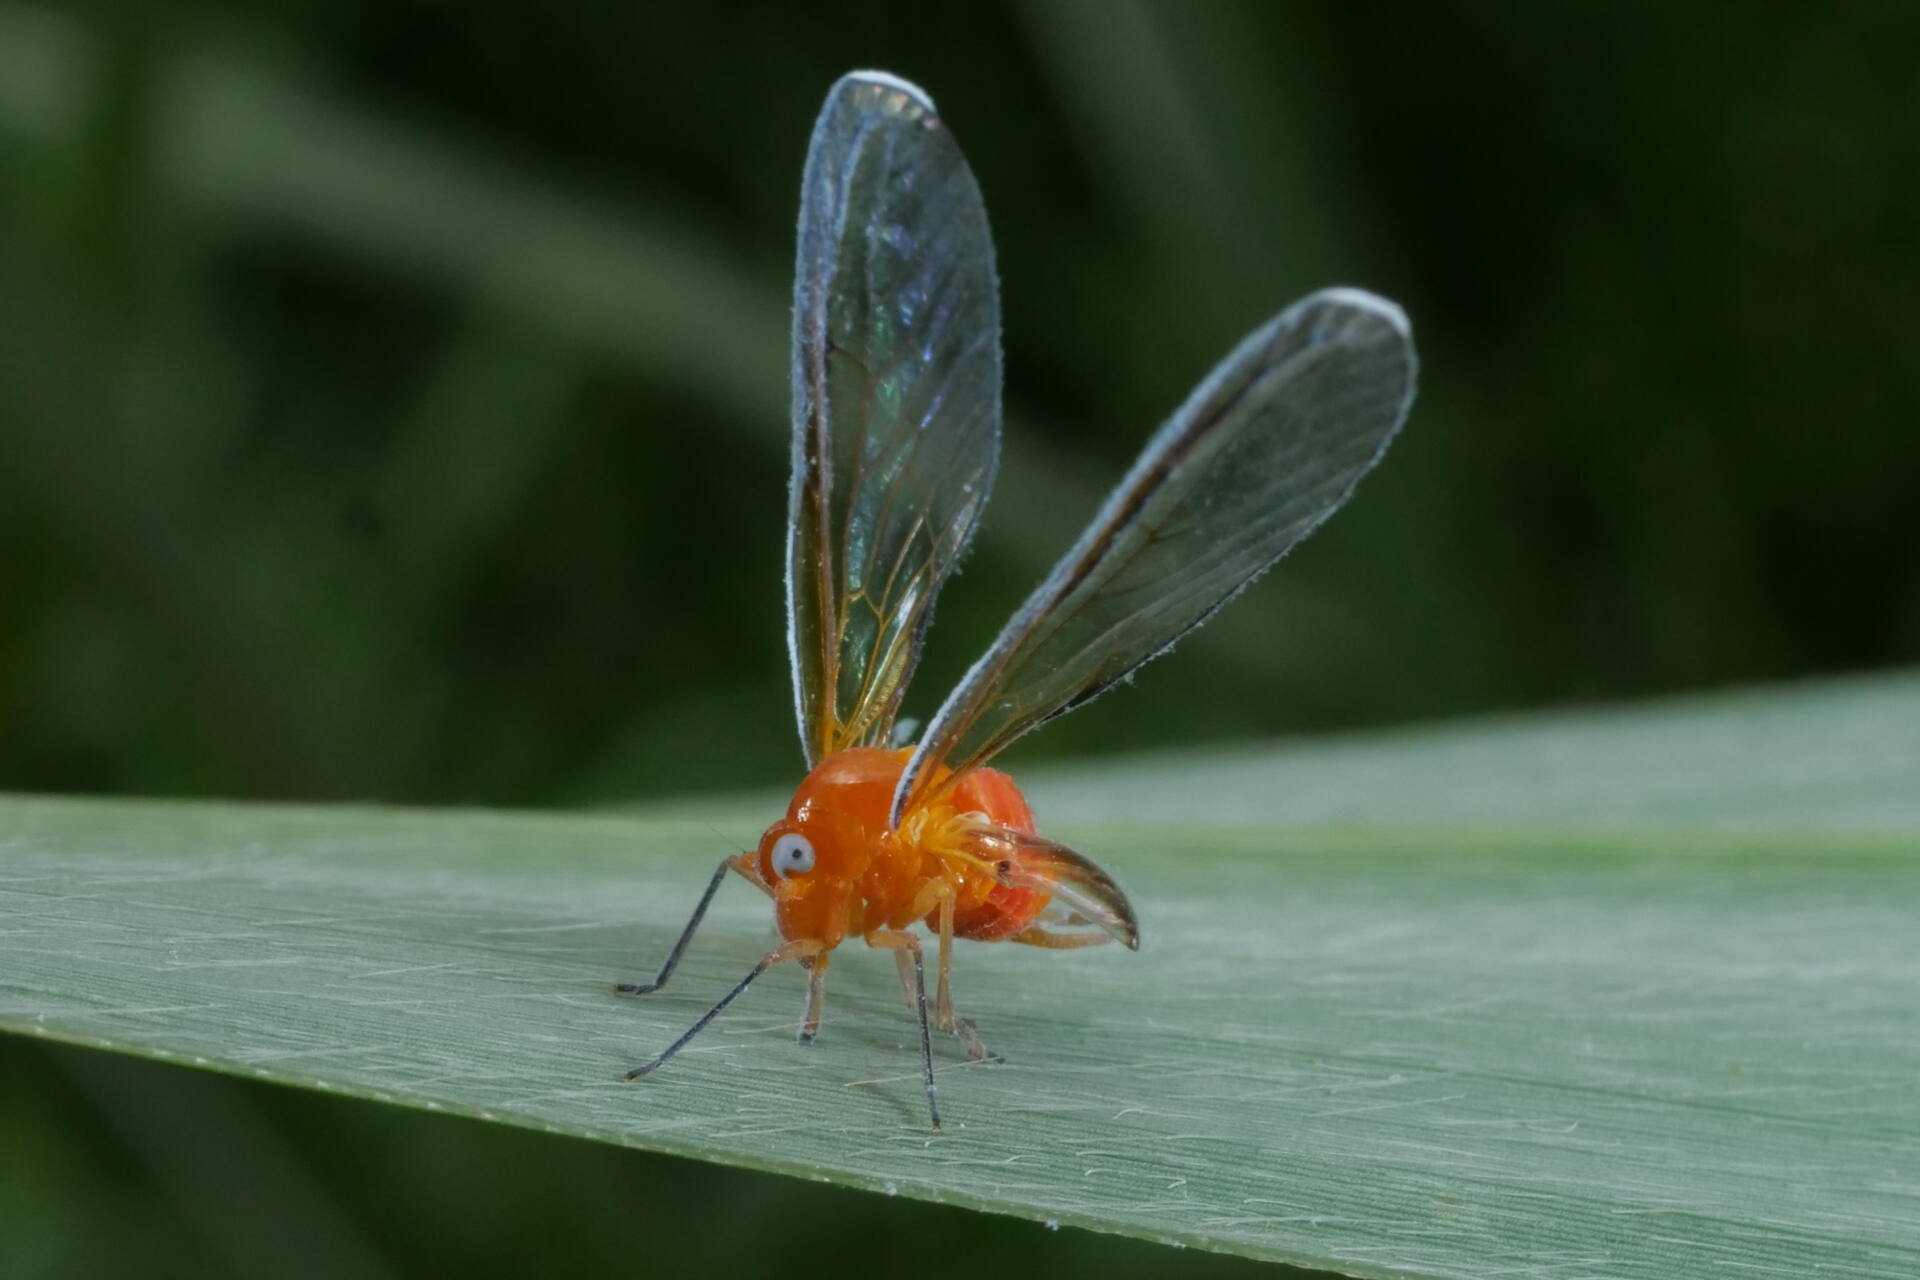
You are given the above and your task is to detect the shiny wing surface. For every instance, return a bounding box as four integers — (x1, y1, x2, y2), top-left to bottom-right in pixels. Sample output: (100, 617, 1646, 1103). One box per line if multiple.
(949, 822, 1139, 948)
(1000, 833, 1140, 949)
(788, 71, 1002, 766)
(894, 288, 1416, 822)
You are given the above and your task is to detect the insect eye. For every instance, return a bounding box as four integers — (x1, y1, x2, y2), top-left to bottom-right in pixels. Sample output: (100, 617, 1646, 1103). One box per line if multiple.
(770, 832, 816, 879)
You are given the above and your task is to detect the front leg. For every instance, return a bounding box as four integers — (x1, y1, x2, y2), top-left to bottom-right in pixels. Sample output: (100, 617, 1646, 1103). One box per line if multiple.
(797, 952, 831, 1044)
(622, 938, 821, 1082)
(615, 852, 763, 997)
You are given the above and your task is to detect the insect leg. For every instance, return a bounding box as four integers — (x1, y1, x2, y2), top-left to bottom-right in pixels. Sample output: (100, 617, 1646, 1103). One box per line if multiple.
(797, 952, 831, 1044)
(863, 930, 941, 1131)
(615, 853, 761, 997)
(890, 947, 916, 1010)
(622, 938, 820, 1081)
(892, 877, 959, 1023)
(929, 885, 1001, 1063)
(933, 886, 956, 1026)
(1009, 926, 1111, 950)
(898, 878, 999, 1062)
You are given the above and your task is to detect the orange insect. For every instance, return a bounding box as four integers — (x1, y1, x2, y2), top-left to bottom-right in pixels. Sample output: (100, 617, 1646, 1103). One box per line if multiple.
(617, 71, 1417, 1128)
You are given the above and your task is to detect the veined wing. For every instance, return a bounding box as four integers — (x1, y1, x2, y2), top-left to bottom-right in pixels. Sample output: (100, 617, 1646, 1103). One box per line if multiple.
(946, 820, 1139, 948)
(788, 71, 1001, 767)
(893, 288, 1416, 824)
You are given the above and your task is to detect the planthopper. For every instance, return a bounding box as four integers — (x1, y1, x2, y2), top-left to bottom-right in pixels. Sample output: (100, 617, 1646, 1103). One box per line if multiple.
(616, 70, 1418, 1129)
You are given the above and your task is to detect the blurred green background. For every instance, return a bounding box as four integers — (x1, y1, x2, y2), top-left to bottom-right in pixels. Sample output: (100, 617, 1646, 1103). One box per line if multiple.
(2, 2, 1915, 1276)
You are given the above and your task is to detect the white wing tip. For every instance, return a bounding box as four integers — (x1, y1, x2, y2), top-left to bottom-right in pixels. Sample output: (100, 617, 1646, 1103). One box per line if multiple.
(838, 70, 936, 112)
(1304, 286, 1412, 339)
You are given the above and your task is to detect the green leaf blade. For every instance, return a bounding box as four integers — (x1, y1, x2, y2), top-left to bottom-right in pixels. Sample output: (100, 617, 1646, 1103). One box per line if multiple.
(5, 784, 1918, 1278)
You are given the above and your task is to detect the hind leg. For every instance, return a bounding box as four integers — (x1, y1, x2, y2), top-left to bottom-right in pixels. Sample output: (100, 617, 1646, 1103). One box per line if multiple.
(910, 880, 1001, 1064)
(1009, 926, 1112, 950)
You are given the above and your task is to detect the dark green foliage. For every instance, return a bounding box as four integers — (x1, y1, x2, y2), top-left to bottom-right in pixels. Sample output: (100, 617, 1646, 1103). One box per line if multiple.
(3, 3, 1914, 808)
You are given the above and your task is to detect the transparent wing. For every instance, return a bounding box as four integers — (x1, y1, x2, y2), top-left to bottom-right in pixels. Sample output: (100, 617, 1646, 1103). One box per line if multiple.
(893, 287, 1416, 823)
(950, 821, 1140, 949)
(788, 71, 1002, 767)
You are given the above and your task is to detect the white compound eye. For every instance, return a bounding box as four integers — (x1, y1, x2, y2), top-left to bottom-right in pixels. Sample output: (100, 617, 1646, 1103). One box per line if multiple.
(769, 832, 816, 879)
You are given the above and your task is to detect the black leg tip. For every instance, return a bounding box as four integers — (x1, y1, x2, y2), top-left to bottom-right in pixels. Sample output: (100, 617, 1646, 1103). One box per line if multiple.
(797, 1030, 817, 1046)
(613, 982, 658, 996)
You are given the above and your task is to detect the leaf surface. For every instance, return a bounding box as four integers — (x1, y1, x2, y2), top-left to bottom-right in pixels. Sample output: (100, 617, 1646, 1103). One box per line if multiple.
(6, 671, 1919, 1280)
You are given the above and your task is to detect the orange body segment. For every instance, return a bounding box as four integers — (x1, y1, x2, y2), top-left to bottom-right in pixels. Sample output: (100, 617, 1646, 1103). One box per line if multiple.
(754, 747, 1050, 950)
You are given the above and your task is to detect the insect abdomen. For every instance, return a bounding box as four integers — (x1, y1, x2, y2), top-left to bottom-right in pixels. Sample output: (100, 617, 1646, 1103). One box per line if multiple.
(939, 768, 1050, 941)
